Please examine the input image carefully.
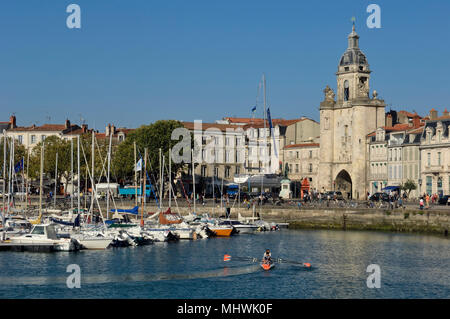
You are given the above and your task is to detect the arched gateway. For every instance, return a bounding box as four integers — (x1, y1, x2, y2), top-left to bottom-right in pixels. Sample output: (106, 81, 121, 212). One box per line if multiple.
(335, 170, 352, 199)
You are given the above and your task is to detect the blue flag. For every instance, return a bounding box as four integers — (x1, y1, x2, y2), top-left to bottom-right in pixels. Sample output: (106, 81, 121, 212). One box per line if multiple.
(251, 106, 256, 113)
(266, 108, 278, 157)
(14, 158, 23, 173)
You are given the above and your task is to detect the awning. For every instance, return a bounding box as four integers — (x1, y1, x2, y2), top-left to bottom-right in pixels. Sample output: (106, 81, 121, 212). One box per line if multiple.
(382, 186, 400, 191)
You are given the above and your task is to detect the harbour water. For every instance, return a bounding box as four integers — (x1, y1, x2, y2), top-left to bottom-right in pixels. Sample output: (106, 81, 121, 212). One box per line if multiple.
(0, 229, 449, 299)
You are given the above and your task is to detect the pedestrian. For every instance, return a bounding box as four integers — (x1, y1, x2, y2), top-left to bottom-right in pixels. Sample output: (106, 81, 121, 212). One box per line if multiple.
(426, 194, 430, 208)
(419, 198, 424, 210)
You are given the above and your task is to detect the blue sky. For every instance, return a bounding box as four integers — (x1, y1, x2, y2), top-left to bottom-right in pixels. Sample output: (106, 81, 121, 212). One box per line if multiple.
(1, 0, 449, 130)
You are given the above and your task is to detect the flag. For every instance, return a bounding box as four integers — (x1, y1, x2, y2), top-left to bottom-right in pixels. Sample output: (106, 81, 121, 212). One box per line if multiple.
(267, 108, 278, 157)
(251, 106, 256, 113)
(135, 158, 142, 172)
(14, 158, 24, 173)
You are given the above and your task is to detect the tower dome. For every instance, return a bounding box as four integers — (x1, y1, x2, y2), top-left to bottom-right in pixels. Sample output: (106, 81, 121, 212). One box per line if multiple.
(338, 24, 369, 69)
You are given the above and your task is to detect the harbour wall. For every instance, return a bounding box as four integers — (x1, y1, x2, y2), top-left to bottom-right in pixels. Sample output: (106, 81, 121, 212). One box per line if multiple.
(130, 205, 450, 236)
(17, 201, 450, 236)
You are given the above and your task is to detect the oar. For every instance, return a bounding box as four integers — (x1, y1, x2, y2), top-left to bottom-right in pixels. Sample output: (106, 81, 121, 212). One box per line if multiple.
(223, 254, 258, 263)
(275, 258, 312, 268)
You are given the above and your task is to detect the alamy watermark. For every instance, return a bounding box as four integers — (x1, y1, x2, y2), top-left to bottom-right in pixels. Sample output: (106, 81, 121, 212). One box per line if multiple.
(170, 120, 280, 167)
(366, 264, 381, 288)
(66, 264, 81, 288)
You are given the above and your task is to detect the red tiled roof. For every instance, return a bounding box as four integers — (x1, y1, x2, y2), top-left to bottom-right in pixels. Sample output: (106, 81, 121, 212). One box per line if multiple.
(398, 110, 419, 118)
(10, 124, 75, 132)
(182, 122, 242, 132)
(284, 143, 319, 149)
(367, 122, 425, 137)
(223, 117, 315, 127)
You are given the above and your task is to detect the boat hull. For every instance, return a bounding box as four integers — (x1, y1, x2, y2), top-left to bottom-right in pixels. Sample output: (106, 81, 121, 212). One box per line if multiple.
(209, 227, 233, 237)
(261, 262, 275, 271)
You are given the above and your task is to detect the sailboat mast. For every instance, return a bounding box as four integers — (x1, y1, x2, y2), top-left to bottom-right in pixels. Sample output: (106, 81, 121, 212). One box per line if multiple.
(106, 131, 112, 220)
(192, 149, 195, 213)
(77, 136, 80, 214)
(39, 143, 44, 220)
(260, 73, 267, 215)
(71, 138, 74, 210)
(90, 131, 95, 221)
(2, 130, 6, 240)
(141, 148, 147, 226)
(169, 148, 171, 208)
(159, 148, 163, 209)
(54, 152, 58, 208)
(26, 147, 30, 210)
(134, 141, 137, 207)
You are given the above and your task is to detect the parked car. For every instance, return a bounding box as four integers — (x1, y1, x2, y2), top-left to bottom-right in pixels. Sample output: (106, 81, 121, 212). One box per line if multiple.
(438, 195, 450, 205)
(369, 192, 390, 202)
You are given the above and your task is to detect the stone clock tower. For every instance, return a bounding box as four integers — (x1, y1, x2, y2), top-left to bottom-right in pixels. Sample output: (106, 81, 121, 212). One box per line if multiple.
(318, 24, 386, 199)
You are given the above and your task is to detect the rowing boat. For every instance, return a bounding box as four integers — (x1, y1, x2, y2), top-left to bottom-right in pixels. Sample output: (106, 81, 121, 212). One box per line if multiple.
(260, 261, 275, 271)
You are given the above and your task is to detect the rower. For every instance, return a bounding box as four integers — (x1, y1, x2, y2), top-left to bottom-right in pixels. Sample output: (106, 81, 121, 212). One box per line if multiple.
(262, 249, 272, 263)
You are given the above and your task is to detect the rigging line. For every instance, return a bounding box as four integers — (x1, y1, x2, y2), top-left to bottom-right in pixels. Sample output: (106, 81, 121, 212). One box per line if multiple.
(144, 150, 161, 209)
(162, 153, 181, 216)
(136, 148, 161, 209)
(79, 140, 107, 228)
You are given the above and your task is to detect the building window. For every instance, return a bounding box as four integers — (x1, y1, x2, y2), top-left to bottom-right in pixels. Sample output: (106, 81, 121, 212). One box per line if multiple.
(427, 153, 431, 166)
(309, 150, 312, 158)
(41, 135, 46, 142)
(295, 164, 299, 173)
(225, 166, 230, 178)
(308, 163, 313, 173)
(201, 165, 207, 177)
(235, 166, 240, 175)
(296, 152, 299, 159)
(426, 176, 432, 195)
(17, 135, 23, 145)
(225, 150, 231, 163)
(438, 152, 441, 166)
(214, 167, 219, 177)
(344, 80, 349, 101)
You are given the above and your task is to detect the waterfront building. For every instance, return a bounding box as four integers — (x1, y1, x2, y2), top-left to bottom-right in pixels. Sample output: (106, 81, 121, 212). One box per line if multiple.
(283, 142, 320, 194)
(367, 113, 423, 198)
(419, 109, 450, 197)
(6, 117, 89, 150)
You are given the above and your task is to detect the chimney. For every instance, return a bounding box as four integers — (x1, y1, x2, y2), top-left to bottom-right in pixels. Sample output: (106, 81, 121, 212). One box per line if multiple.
(429, 108, 438, 120)
(412, 114, 421, 128)
(106, 124, 111, 137)
(9, 115, 16, 129)
(386, 114, 393, 127)
(65, 119, 71, 129)
(443, 108, 449, 118)
(111, 124, 116, 135)
(81, 124, 87, 133)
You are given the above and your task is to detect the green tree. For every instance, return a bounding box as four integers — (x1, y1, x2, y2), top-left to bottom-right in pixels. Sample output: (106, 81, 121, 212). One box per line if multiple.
(0, 136, 27, 179)
(112, 120, 186, 182)
(401, 179, 417, 196)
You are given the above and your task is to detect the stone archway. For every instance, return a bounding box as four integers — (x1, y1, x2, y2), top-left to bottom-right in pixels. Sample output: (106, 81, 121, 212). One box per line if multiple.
(335, 170, 352, 199)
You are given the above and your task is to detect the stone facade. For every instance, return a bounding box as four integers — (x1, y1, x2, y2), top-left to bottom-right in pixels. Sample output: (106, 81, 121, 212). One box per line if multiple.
(420, 116, 450, 197)
(284, 143, 320, 191)
(318, 24, 385, 199)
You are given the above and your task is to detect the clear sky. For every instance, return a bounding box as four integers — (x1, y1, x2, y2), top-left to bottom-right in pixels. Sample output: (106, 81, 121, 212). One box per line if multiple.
(1, 0, 449, 130)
